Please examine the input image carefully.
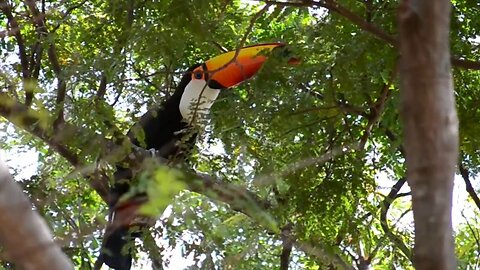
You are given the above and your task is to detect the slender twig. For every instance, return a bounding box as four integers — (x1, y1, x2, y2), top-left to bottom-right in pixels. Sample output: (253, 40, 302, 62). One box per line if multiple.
(254, 141, 362, 186)
(51, 0, 88, 33)
(461, 211, 480, 257)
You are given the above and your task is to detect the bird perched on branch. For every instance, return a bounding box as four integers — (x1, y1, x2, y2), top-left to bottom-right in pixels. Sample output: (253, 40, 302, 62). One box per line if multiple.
(100, 43, 299, 270)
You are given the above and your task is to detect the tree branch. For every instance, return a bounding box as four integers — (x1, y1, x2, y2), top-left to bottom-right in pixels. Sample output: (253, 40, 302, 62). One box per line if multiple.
(0, 0, 30, 79)
(458, 161, 480, 211)
(96, 74, 108, 100)
(0, 91, 356, 269)
(0, 157, 74, 270)
(51, 0, 88, 33)
(379, 177, 412, 261)
(24, 0, 67, 126)
(280, 223, 293, 270)
(262, 0, 480, 70)
(0, 0, 34, 105)
(0, 91, 271, 215)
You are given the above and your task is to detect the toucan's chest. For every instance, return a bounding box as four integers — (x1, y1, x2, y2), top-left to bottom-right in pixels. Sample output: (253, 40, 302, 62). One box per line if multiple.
(179, 79, 220, 122)
(128, 98, 197, 158)
(128, 71, 221, 158)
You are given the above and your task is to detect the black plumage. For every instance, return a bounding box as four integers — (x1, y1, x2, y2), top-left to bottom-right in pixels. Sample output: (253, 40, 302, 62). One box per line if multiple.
(102, 64, 202, 270)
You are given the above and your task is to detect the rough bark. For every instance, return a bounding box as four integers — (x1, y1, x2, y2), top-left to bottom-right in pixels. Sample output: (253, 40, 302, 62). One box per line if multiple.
(398, 1, 458, 269)
(0, 157, 74, 270)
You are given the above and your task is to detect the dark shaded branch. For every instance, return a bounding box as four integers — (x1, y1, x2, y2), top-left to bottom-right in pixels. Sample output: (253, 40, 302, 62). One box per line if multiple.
(451, 58, 480, 70)
(379, 177, 412, 260)
(0, 157, 74, 270)
(29, 41, 44, 80)
(25, 0, 67, 126)
(458, 161, 480, 211)
(25, 0, 49, 105)
(280, 223, 293, 270)
(0, 0, 30, 79)
(359, 67, 397, 147)
(132, 64, 160, 91)
(96, 74, 108, 100)
(0, 0, 35, 105)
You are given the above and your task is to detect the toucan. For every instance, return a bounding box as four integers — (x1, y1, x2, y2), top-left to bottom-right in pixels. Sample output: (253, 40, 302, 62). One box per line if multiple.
(100, 43, 298, 270)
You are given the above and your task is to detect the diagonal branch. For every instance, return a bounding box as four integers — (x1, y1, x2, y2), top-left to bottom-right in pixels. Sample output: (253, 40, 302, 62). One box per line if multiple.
(0, 92, 270, 214)
(458, 161, 480, 211)
(319, 0, 397, 45)
(0, 91, 356, 269)
(96, 74, 108, 100)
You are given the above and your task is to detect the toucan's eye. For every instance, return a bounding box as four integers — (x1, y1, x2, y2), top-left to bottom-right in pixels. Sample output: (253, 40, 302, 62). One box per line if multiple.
(193, 71, 203, 80)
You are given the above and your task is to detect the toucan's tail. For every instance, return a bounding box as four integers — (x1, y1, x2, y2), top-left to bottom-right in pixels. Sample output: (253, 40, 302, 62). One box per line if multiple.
(101, 227, 133, 270)
(102, 165, 147, 270)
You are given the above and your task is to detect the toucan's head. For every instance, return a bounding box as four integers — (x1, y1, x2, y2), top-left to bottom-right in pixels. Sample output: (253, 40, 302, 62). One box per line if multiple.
(179, 42, 299, 122)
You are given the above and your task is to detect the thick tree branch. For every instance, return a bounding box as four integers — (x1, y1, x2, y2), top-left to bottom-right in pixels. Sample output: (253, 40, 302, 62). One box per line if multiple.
(294, 240, 354, 270)
(0, 93, 80, 165)
(0, 92, 271, 216)
(0, 157, 74, 270)
(0, 91, 356, 269)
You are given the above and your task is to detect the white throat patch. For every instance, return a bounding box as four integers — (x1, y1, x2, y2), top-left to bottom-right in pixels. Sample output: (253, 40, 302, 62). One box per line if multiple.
(179, 79, 220, 123)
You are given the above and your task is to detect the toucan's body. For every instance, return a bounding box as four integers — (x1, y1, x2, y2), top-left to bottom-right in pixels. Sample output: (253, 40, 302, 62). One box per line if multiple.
(101, 43, 298, 270)
(109, 65, 201, 203)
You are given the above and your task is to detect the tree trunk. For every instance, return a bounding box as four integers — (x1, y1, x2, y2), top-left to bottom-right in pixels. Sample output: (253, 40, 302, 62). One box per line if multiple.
(398, 1, 458, 270)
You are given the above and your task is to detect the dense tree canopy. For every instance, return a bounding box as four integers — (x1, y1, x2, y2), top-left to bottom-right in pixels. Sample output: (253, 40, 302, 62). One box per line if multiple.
(0, 0, 478, 269)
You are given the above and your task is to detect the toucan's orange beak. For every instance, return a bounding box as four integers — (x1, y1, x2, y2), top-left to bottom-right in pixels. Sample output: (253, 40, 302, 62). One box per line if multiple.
(193, 43, 299, 89)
